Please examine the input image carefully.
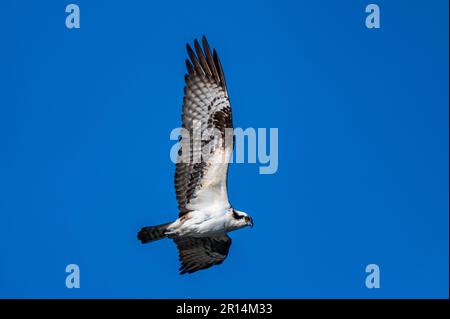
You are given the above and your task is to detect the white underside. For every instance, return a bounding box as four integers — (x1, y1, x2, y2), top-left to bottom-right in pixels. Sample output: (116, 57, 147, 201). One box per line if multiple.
(166, 207, 231, 238)
(168, 146, 234, 238)
(169, 115, 237, 238)
(185, 147, 232, 211)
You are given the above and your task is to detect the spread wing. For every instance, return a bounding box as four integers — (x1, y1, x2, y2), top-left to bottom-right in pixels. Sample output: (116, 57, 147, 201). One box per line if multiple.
(174, 235, 232, 274)
(175, 36, 233, 216)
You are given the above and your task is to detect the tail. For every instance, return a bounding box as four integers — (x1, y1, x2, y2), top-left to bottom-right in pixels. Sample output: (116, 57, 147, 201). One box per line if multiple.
(137, 222, 172, 244)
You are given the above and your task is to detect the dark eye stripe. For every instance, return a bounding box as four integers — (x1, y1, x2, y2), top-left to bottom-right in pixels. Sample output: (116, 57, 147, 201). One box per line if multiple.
(233, 211, 244, 219)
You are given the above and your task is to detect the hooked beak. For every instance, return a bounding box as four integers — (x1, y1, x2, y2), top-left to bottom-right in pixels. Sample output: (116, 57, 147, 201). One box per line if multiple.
(245, 216, 254, 228)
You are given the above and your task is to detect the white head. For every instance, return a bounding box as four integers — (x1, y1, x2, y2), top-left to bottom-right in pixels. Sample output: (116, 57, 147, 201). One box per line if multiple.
(226, 208, 253, 231)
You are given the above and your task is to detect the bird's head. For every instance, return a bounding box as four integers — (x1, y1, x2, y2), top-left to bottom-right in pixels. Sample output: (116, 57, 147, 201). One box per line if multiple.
(227, 208, 253, 230)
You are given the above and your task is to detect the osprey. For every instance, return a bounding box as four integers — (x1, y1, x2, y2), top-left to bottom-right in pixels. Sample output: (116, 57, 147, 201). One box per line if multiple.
(137, 37, 253, 275)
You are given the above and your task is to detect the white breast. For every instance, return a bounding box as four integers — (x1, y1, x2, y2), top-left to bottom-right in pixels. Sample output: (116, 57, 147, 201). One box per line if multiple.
(168, 208, 229, 238)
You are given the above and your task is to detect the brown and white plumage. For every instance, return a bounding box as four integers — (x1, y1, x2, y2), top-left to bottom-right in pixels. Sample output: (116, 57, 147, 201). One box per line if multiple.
(175, 36, 233, 216)
(175, 235, 232, 275)
(138, 37, 253, 275)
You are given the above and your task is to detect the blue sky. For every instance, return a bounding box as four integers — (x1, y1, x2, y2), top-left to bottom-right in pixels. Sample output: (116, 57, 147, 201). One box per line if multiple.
(0, 0, 448, 298)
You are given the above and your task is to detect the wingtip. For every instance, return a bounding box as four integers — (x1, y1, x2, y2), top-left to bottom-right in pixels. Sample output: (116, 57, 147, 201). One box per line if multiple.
(179, 267, 188, 275)
(185, 59, 194, 74)
(187, 36, 211, 52)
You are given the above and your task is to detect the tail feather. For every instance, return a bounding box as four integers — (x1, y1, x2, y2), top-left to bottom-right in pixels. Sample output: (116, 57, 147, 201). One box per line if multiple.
(137, 222, 171, 244)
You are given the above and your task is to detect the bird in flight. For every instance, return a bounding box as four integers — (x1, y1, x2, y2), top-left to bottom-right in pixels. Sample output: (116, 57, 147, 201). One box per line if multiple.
(137, 36, 253, 275)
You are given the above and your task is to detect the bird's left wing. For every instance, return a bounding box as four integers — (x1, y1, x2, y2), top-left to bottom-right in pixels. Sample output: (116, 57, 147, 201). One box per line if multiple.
(174, 235, 232, 274)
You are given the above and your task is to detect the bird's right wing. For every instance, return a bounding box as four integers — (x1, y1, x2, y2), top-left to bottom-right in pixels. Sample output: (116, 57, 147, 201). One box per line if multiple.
(174, 235, 232, 274)
(175, 37, 233, 217)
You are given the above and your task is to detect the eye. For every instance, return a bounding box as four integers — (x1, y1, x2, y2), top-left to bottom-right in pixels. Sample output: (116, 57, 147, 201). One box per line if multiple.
(233, 211, 244, 220)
